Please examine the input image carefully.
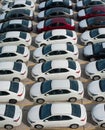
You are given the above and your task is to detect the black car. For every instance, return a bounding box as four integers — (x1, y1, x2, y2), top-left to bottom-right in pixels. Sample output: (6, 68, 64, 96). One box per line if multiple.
(0, 9, 34, 23)
(83, 42, 105, 61)
(0, 19, 33, 33)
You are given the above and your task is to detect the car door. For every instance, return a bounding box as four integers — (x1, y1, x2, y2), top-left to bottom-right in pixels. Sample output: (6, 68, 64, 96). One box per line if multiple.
(0, 91, 10, 102)
(96, 34, 105, 42)
(0, 53, 17, 61)
(0, 70, 14, 80)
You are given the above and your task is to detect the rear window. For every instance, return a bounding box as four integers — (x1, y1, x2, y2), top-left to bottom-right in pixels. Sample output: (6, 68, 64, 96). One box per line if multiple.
(71, 104, 81, 117)
(4, 105, 15, 118)
(19, 32, 27, 39)
(66, 30, 73, 37)
(70, 80, 78, 91)
(68, 60, 76, 70)
(16, 46, 24, 54)
(26, 1, 31, 5)
(9, 82, 19, 93)
(67, 44, 74, 52)
(13, 62, 22, 72)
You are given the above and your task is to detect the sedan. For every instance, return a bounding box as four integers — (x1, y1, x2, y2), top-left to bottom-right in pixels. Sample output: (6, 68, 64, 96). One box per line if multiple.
(0, 81, 25, 103)
(35, 29, 77, 47)
(33, 43, 79, 62)
(0, 19, 32, 33)
(77, 5, 105, 20)
(85, 59, 105, 80)
(27, 103, 87, 129)
(38, 0, 72, 11)
(83, 42, 105, 61)
(0, 104, 22, 129)
(76, 0, 105, 10)
(81, 28, 105, 45)
(0, 9, 34, 22)
(0, 45, 30, 62)
(92, 103, 105, 128)
(2, 0, 35, 12)
(37, 7, 73, 21)
(78, 16, 105, 32)
(30, 79, 84, 103)
(36, 17, 75, 33)
(88, 79, 105, 102)
(32, 59, 81, 82)
(0, 61, 28, 81)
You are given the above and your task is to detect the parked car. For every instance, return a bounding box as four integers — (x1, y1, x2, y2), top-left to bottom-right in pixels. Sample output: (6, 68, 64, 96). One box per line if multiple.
(27, 103, 87, 129)
(76, 0, 105, 10)
(1, 0, 35, 12)
(30, 79, 84, 103)
(0, 19, 33, 33)
(36, 17, 75, 33)
(0, 61, 28, 81)
(92, 103, 105, 128)
(78, 16, 105, 32)
(85, 59, 105, 80)
(83, 42, 105, 61)
(0, 104, 22, 129)
(0, 81, 25, 103)
(32, 59, 81, 82)
(80, 28, 105, 45)
(0, 9, 34, 22)
(38, 0, 72, 11)
(37, 7, 73, 21)
(35, 29, 77, 47)
(0, 45, 30, 62)
(77, 5, 105, 20)
(88, 79, 105, 102)
(1, 0, 36, 3)
(33, 43, 79, 63)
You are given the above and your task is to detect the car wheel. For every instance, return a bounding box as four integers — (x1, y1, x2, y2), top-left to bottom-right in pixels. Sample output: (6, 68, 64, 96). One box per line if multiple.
(39, 59, 46, 63)
(95, 97, 104, 102)
(67, 76, 75, 80)
(101, 123, 105, 128)
(70, 124, 79, 129)
(9, 99, 17, 104)
(16, 59, 23, 63)
(13, 77, 20, 82)
(38, 77, 45, 82)
(34, 124, 43, 129)
(87, 42, 93, 45)
(93, 76, 100, 80)
(36, 98, 45, 104)
(4, 125, 13, 129)
(90, 57, 95, 62)
(68, 97, 77, 102)
(40, 43, 46, 47)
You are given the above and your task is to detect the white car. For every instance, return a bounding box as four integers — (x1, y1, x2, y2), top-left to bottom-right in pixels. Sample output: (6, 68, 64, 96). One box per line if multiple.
(0, 45, 30, 62)
(32, 59, 81, 82)
(27, 103, 87, 129)
(33, 43, 79, 63)
(85, 59, 105, 80)
(1, 0, 35, 12)
(91, 103, 105, 128)
(0, 31, 32, 47)
(81, 28, 105, 45)
(0, 104, 22, 129)
(0, 61, 28, 81)
(30, 79, 84, 103)
(0, 81, 25, 103)
(88, 79, 105, 102)
(35, 29, 77, 47)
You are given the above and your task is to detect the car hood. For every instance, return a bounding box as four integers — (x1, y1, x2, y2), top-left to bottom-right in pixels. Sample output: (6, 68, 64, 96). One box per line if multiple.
(83, 45, 93, 56)
(78, 9, 85, 17)
(80, 31, 90, 41)
(37, 21, 44, 29)
(28, 105, 41, 122)
(77, 1, 83, 7)
(32, 63, 42, 75)
(33, 47, 43, 57)
(35, 32, 44, 43)
(39, 2, 45, 9)
(38, 11, 44, 18)
(0, 13, 5, 20)
(79, 20, 87, 28)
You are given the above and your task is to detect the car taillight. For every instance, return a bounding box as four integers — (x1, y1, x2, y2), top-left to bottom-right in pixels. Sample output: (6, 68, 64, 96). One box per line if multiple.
(14, 116, 20, 122)
(18, 92, 23, 96)
(24, 54, 28, 57)
(73, 38, 76, 40)
(26, 39, 30, 42)
(81, 118, 86, 121)
(76, 70, 80, 73)
(79, 91, 83, 95)
(31, 5, 34, 8)
(21, 71, 26, 75)
(74, 52, 78, 55)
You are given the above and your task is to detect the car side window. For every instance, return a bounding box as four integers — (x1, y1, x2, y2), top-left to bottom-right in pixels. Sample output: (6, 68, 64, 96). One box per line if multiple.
(60, 68, 69, 72)
(3, 38, 19, 42)
(97, 34, 105, 38)
(50, 23, 57, 27)
(49, 36, 59, 40)
(50, 12, 57, 16)
(0, 70, 13, 75)
(58, 36, 66, 39)
(46, 116, 61, 121)
(48, 89, 70, 95)
(48, 51, 59, 56)
(62, 116, 72, 120)
(0, 53, 16, 58)
(13, 4, 25, 8)
(59, 51, 67, 54)
(15, 24, 22, 28)
(58, 12, 64, 15)
(0, 116, 5, 121)
(48, 69, 60, 73)
(58, 23, 65, 26)
(0, 91, 10, 96)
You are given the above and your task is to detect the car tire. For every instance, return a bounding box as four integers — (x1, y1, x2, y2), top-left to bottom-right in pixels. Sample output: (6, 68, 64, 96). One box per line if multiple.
(101, 123, 105, 128)
(68, 97, 77, 102)
(69, 124, 79, 129)
(39, 59, 46, 63)
(95, 97, 104, 102)
(4, 125, 13, 129)
(40, 43, 46, 47)
(13, 77, 20, 82)
(92, 76, 100, 80)
(9, 99, 17, 104)
(36, 98, 45, 104)
(34, 124, 43, 129)
(38, 77, 45, 82)
(87, 42, 93, 45)
(67, 76, 75, 80)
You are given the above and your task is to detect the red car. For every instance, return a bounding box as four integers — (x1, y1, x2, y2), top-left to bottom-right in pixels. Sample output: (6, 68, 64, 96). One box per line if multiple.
(77, 5, 105, 20)
(36, 17, 75, 33)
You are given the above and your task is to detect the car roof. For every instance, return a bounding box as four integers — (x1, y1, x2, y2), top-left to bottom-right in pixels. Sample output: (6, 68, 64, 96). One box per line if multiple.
(51, 60, 68, 68)
(51, 43, 67, 50)
(6, 31, 20, 38)
(1, 46, 17, 53)
(0, 81, 11, 90)
(9, 19, 23, 24)
(14, 0, 26, 5)
(51, 29, 66, 35)
(52, 0, 63, 2)
(0, 104, 7, 116)
(0, 62, 14, 70)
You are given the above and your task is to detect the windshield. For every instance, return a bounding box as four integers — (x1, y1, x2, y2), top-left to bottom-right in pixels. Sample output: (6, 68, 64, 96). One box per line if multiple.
(42, 44, 51, 55)
(87, 17, 95, 25)
(70, 80, 78, 91)
(71, 104, 81, 117)
(99, 80, 105, 92)
(65, 18, 71, 24)
(13, 62, 22, 72)
(68, 60, 76, 70)
(45, 19, 52, 26)
(42, 61, 52, 72)
(39, 104, 51, 119)
(41, 80, 52, 94)
(44, 31, 52, 39)
(85, 7, 92, 14)
(90, 29, 99, 38)
(4, 105, 15, 118)
(96, 59, 105, 71)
